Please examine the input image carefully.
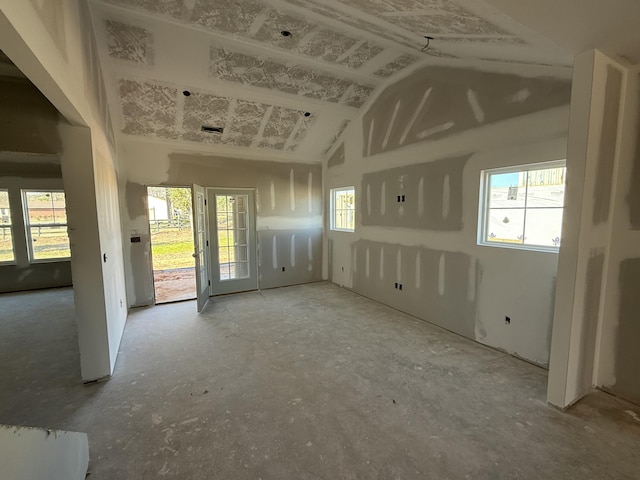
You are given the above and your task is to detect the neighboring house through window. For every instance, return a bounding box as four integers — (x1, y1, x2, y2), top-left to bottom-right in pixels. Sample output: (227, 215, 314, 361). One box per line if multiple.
(22, 190, 71, 261)
(478, 161, 566, 252)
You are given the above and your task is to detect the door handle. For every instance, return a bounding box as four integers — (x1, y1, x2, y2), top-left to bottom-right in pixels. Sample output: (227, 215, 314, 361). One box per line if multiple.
(192, 253, 198, 258)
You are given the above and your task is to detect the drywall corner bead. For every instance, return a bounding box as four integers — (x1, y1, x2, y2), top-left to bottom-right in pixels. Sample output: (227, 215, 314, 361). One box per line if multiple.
(361, 154, 470, 230)
(361, 65, 571, 157)
(351, 239, 477, 338)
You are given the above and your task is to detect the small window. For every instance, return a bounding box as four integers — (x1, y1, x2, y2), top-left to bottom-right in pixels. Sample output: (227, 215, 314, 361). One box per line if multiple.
(22, 190, 71, 261)
(478, 161, 566, 252)
(331, 187, 355, 232)
(0, 189, 15, 263)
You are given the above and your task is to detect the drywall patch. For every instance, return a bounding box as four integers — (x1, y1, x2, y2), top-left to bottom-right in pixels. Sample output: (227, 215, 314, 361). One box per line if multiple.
(337, 0, 520, 40)
(577, 252, 605, 392)
(362, 66, 571, 157)
(352, 240, 477, 338)
(339, 41, 384, 69)
(182, 91, 229, 143)
(612, 258, 640, 403)
(299, 29, 358, 63)
(593, 65, 622, 225)
(327, 143, 345, 168)
(191, 0, 263, 34)
(105, 19, 154, 64)
(209, 48, 353, 103)
(119, 79, 179, 139)
(361, 154, 469, 230)
(254, 10, 316, 49)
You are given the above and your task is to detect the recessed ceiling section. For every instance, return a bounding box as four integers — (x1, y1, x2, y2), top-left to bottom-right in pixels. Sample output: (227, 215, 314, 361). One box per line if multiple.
(118, 78, 315, 151)
(105, 19, 154, 64)
(209, 48, 372, 107)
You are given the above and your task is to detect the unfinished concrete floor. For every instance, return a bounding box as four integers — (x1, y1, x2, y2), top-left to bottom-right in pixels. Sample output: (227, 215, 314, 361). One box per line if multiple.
(0, 284, 639, 479)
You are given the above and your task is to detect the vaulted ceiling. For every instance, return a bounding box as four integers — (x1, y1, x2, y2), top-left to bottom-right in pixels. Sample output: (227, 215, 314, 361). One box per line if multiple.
(87, 0, 573, 162)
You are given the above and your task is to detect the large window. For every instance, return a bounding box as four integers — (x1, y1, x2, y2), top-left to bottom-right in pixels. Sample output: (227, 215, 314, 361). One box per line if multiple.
(478, 161, 566, 252)
(22, 190, 71, 261)
(331, 187, 355, 232)
(0, 190, 15, 263)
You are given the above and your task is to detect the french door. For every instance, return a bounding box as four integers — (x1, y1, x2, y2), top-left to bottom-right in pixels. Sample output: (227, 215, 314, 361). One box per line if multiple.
(207, 188, 258, 295)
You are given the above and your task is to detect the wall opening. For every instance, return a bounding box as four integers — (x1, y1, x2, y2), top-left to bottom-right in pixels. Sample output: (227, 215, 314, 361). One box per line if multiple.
(147, 186, 196, 304)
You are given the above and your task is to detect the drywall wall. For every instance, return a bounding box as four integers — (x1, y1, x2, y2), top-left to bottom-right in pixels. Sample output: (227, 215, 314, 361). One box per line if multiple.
(0, 175, 72, 293)
(0, 424, 89, 480)
(326, 59, 572, 366)
(594, 65, 640, 406)
(0, 78, 72, 293)
(0, 78, 62, 155)
(119, 139, 322, 306)
(0, 0, 128, 380)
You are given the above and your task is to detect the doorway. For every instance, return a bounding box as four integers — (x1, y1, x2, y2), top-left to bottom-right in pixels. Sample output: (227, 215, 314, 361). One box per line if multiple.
(147, 186, 197, 303)
(208, 188, 258, 295)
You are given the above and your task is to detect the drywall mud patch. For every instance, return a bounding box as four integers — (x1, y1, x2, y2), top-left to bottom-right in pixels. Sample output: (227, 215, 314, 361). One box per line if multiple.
(327, 143, 345, 168)
(362, 66, 571, 157)
(612, 258, 640, 403)
(352, 240, 477, 338)
(125, 181, 148, 220)
(577, 252, 605, 391)
(166, 154, 322, 218)
(258, 228, 322, 289)
(361, 155, 469, 230)
(105, 19, 154, 64)
(593, 65, 622, 225)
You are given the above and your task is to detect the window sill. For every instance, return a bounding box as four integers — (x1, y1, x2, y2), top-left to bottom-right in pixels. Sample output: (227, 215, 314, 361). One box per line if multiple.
(477, 241, 559, 254)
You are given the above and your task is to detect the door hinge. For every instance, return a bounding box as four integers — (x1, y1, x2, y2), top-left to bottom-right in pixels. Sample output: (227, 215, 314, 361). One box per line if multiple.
(208, 280, 211, 286)
(206, 240, 209, 247)
(204, 198, 207, 206)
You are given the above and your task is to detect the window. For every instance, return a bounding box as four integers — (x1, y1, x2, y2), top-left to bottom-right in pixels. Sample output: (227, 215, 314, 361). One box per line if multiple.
(478, 161, 566, 252)
(0, 190, 15, 263)
(22, 190, 71, 261)
(331, 187, 355, 232)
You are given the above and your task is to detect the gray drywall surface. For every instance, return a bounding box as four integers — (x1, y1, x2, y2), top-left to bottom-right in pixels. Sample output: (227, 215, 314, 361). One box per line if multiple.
(327, 61, 571, 366)
(361, 65, 571, 157)
(327, 143, 345, 168)
(578, 251, 605, 393)
(361, 155, 469, 230)
(612, 258, 640, 404)
(123, 152, 323, 305)
(0, 79, 62, 155)
(592, 65, 622, 226)
(352, 240, 477, 338)
(627, 76, 640, 230)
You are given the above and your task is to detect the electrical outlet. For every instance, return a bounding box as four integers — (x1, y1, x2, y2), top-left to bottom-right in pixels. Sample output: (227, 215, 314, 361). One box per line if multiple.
(399, 283, 403, 291)
(394, 282, 398, 289)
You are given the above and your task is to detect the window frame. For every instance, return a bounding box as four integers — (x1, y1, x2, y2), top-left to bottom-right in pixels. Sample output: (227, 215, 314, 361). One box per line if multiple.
(0, 189, 17, 265)
(477, 160, 566, 253)
(330, 186, 356, 233)
(22, 189, 71, 263)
